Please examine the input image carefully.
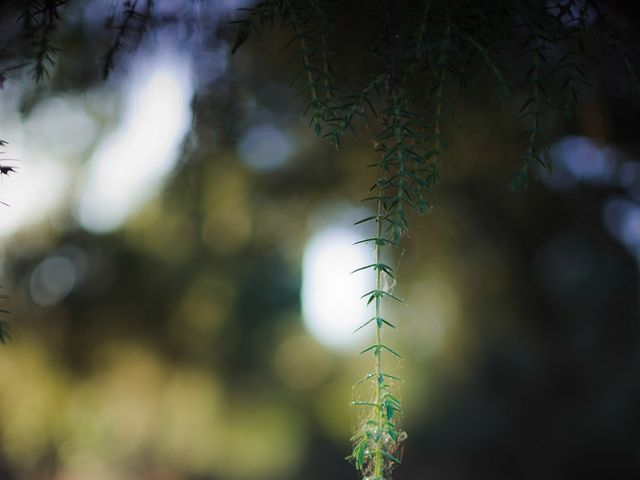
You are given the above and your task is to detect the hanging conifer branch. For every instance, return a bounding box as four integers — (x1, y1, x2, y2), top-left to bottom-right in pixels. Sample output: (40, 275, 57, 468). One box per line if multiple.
(552, 2, 594, 119)
(229, 2, 631, 475)
(102, 0, 154, 79)
(347, 3, 444, 476)
(350, 119, 407, 479)
(512, 26, 551, 191)
(454, 26, 511, 103)
(16, 0, 70, 82)
(281, 0, 341, 136)
(589, 1, 640, 100)
(282, 0, 324, 135)
(429, 17, 452, 167)
(310, 0, 336, 101)
(325, 74, 385, 148)
(410, 0, 433, 60)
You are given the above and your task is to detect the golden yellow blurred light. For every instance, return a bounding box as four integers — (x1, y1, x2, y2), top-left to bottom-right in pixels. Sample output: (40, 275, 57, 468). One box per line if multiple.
(125, 197, 195, 264)
(273, 334, 333, 390)
(219, 401, 304, 479)
(169, 273, 235, 350)
(0, 338, 69, 468)
(0, 334, 308, 479)
(404, 278, 461, 357)
(201, 163, 253, 255)
(155, 368, 226, 472)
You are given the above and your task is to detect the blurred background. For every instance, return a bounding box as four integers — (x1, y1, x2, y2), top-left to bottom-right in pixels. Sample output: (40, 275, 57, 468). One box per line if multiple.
(1, 1, 640, 479)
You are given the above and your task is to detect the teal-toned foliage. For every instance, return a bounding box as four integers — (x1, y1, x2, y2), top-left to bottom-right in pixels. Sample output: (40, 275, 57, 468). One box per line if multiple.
(230, 1, 640, 478)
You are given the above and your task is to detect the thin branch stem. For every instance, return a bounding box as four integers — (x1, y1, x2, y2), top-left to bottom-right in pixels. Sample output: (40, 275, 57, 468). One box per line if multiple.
(373, 191, 385, 478)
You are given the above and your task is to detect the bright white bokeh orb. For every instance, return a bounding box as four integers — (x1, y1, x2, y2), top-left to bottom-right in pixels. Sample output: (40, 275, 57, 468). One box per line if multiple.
(76, 51, 194, 233)
(301, 226, 375, 351)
